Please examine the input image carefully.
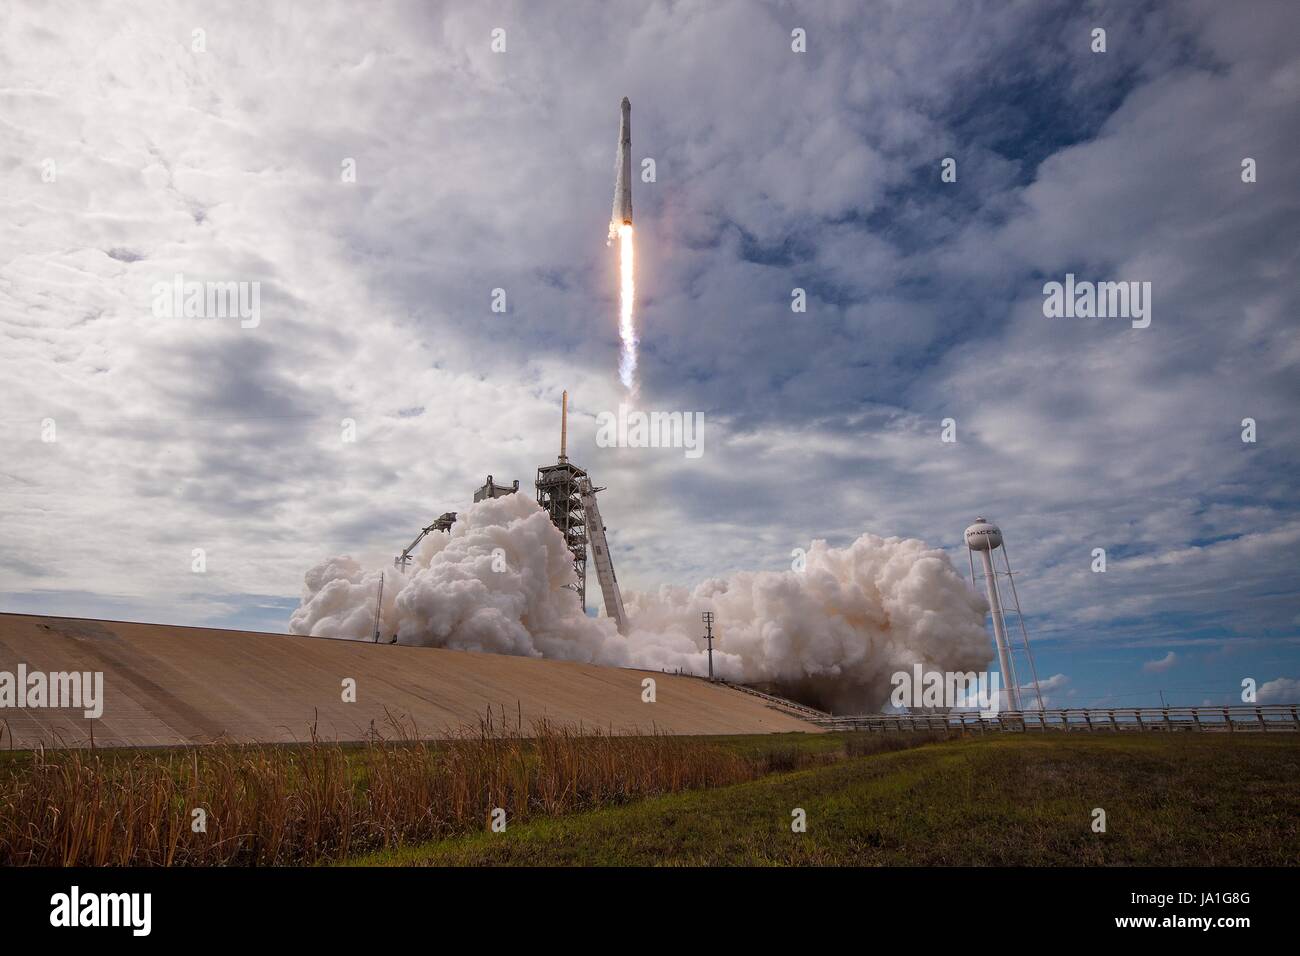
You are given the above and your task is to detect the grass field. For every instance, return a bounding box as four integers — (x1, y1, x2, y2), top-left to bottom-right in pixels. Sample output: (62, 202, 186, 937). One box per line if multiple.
(353, 734, 1300, 866)
(0, 718, 942, 866)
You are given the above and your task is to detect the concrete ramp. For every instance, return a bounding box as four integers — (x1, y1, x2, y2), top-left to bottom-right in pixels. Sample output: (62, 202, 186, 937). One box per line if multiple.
(0, 614, 820, 748)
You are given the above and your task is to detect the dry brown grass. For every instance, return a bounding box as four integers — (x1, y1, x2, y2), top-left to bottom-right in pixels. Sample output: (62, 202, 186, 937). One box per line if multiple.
(0, 711, 767, 866)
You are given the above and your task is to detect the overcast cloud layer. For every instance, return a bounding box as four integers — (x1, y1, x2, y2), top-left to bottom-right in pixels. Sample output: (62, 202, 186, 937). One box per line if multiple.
(2, 0, 1297, 709)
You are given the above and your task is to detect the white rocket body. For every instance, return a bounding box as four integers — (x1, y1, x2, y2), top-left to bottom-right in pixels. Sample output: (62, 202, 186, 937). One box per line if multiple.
(612, 97, 632, 228)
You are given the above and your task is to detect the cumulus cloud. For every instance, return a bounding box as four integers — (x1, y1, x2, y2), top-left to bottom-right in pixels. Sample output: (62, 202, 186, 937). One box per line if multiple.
(290, 493, 990, 713)
(1143, 652, 1178, 673)
(1031, 673, 1069, 693)
(1017, 672, 1067, 699)
(979, 672, 1069, 710)
(1257, 678, 1300, 704)
(1, 0, 1296, 708)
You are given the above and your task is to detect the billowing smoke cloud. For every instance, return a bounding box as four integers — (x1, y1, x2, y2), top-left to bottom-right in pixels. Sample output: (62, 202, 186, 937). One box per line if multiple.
(289, 493, 991, 712)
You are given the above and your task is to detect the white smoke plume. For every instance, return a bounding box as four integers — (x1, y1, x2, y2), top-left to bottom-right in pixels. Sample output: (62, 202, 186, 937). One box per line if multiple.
(289, 492, 991, 713)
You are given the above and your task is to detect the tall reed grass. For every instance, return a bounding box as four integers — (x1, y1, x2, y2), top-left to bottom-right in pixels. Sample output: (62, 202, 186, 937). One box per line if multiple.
(0, 714, 950, 866)
(0, 712, 748, 866)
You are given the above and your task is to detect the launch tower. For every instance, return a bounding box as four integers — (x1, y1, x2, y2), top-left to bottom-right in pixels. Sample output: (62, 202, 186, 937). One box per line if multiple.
(536, 391, 627, 633)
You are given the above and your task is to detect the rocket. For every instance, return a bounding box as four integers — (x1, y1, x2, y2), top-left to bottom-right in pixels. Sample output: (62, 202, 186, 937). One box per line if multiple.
(611, 96, 632, 228)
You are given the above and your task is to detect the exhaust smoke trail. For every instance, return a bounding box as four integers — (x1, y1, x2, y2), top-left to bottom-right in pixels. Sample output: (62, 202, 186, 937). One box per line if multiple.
(617, 222, 637, 391)
(610, 97, 637, 392)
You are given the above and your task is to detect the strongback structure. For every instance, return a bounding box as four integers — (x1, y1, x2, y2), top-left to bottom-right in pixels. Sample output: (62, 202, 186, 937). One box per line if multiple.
(536, 391, 627, 633)
(581, 478, 627, 631)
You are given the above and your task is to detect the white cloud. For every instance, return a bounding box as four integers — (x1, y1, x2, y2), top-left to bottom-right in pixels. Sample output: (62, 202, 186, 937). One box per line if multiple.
(0, 0, 1295, 706)
(1143, 652, 1178, 674)
(1023, 673, 1068, 694)
(1257, 678, 1300, 704)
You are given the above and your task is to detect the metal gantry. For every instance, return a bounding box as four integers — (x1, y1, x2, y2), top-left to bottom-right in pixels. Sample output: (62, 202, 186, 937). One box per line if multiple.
(394, 512, 457, 572)
(536, 459, 589, 609)
(536, 391, 627, 630)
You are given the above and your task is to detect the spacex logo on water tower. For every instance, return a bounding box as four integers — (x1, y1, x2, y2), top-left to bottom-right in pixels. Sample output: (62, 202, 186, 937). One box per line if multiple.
(964, 518, 1044, 713)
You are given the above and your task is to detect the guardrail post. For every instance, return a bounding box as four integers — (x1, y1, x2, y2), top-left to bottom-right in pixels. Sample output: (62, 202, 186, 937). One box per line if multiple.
(1193, 709, 1202, 731)
(1162, 709, 1171, 732)
(1084, 710, 1093, 732)
(1292, 707, 1299, 731)
(1225, 707, 1233, 733)
(1256, 708, 1267, 731)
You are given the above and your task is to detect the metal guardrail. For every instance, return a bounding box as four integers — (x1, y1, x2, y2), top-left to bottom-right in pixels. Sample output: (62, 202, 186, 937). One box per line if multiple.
(716, 681, 832, 720)
(696, 677, 1299, 734)
(812, 705, 1300, 733)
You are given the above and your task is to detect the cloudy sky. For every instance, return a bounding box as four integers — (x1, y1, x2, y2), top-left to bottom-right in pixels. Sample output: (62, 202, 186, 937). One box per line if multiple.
(2, 0, 1297, 709)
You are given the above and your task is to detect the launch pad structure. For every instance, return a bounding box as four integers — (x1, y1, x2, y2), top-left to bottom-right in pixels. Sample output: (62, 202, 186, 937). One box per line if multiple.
(536, 391, 627, 632)
(394, 511, 457, 572)
(393, 391, 628, 634)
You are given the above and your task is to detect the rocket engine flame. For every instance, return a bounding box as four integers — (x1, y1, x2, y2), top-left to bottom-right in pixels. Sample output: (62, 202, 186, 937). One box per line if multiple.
(617, 222, 637, 391)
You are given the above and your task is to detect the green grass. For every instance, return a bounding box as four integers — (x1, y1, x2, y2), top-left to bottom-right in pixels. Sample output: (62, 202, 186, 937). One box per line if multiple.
(3, 722, 936, 865)
(351, 734, 1300, 866)
(697, 731, 867, 758)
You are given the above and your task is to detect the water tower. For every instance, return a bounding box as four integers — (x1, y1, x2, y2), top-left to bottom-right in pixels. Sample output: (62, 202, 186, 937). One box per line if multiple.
(964, 517, 1044, 712)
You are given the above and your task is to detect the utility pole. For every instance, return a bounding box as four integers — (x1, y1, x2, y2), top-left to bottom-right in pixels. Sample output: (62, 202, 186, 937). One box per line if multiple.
(372, 572, 384, 643)
(702, 611, 716, 681)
